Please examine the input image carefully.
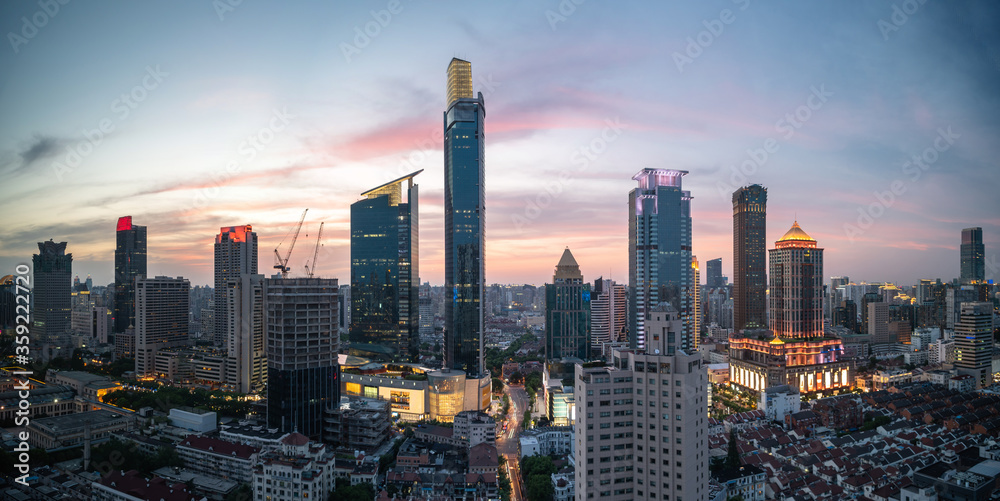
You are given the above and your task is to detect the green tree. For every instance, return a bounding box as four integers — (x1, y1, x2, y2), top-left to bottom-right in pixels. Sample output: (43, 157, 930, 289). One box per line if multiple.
(224, 483, 252, 501)
(330, 478, 375, 501)
(523, 410, 531, 429)
(526, 474, 554, 501)
(725, 430, 741, 470)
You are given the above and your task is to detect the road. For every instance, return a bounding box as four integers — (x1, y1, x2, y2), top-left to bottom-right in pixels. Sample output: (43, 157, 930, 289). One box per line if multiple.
(497, 383, 530, 501)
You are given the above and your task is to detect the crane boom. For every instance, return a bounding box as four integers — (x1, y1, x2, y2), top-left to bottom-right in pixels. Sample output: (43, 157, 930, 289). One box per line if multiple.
(274, 208, 308, 278)
(306, 222, 325, 278)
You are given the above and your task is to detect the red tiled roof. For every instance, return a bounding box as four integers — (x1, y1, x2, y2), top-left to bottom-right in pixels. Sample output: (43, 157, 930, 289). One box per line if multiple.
(179, 434, 259, 459)
(98, 470, 198, 501)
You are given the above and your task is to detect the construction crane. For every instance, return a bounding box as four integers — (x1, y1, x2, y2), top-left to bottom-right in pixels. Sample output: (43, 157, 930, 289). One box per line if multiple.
(305, 222, 324, 278)
(273, 208, 308, 279)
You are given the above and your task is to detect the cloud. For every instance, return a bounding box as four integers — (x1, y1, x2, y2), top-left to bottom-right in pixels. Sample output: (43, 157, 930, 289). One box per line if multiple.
(7, 135, 66, 174)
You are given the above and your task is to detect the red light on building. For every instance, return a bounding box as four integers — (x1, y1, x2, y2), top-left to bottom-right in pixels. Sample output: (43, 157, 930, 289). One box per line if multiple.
(116, 216, 133, 231)
(217, 225, 252, 243)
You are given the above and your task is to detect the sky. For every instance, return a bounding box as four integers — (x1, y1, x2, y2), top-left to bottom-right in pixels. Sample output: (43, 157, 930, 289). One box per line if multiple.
(1, 1, 999, 288)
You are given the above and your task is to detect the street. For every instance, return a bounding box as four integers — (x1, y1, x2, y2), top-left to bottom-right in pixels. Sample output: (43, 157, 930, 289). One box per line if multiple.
(497, 383, 530, 501)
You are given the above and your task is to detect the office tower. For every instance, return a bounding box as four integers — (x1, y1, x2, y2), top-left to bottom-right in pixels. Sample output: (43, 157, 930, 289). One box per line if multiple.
(833, 300, 858, 332)
(769, 221, 824, 339)
(629, 168, 693, 351)
(954, 302, 995, 389)
(867, 301, 890, 343)
(225, 274, 266, 393)
(732, 184, 767, 333)
(135, 276, 190, 376)
(32, 240, 73, 339)
(338, 285, 351, 331)
(707, 287, 733, 330)
(706, 258, 724, 288)
(266, 278, 339, 440)
(114, 216, 146, 333)
(961, 227, 985, 284)
(860, 292, 881, 335)
(350, 171, 420, 362)
(828, 276, 849, 319)
(444, 57, 486, 377)
(575, 306, 708, 501)
(692, 256, 701, 349)
(214, 225, 258, 346)
(947, 285, 982, 330)
(730, 221, 851, 393)
(544, 248, 591, 361)
(591, 278, 627, 348)
(0, 276, 15, 333)
(419, 282, 433, 337)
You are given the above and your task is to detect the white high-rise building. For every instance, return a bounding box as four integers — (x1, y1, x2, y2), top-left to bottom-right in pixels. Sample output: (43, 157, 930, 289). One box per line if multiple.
(591, 278, 628, 348)
(135, 276, 190, 377)
(575, 305, 709, 501)
(954, 302, 995, 389)
(215, 225, 258, 346)
(225, 274, 266, 393)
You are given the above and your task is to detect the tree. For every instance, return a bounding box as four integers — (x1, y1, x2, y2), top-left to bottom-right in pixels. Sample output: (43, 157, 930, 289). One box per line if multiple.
(330, 478, 375, 501)
(492, 377, 504, 392)
(523, 409, 532, 429)
(509, 371, 524, 385)
(526, 474, 554, 501)
(725, 430, 741, 470)
(224, 483, 251, 501)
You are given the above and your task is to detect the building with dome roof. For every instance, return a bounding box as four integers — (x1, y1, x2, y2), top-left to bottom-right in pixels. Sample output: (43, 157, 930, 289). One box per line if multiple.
(729, 221, 853, 395)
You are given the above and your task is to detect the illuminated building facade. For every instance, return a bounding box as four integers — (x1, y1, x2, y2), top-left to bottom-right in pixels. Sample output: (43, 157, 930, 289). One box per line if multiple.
(32, 240, 73, 339)
(225, 274, 266, 393)
(733, 185, 767, 332)
(265, 278, 339, 440)
(135, 276, 190, 377)
(545, 248, 591, 361)
(954, 302, 995, 389)
(214, 225, 257, 346)
(692, 256, 701, 349)
(961, 227, 985, 284)
(628, 168, 693, 352)
(114, 216, 146, 334)
(729, 221, 852, 394)
(350, 170, 420, 363)
(444, 57, 486, 378)
(590, 278, 627, 348)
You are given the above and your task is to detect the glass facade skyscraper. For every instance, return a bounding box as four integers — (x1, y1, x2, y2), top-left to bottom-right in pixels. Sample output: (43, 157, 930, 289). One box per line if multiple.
(265, 278, 339, 440)
(961, 227, 985, 284)
(350, 170, 420, 362)
(733, 184, 767, 333)
(32, 240, 73, 339)
(114, 216, 146, 334)
(545, 248, 591, 361)
(628, 168, 693, 352)
(444, 58, 485, 377)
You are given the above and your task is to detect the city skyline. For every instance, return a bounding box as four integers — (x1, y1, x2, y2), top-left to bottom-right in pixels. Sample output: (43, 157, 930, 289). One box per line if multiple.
(2, 2, 1000, 288)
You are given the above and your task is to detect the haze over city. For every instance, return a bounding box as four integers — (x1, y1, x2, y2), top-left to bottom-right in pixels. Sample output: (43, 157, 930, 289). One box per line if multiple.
(2, 1, 999, 287)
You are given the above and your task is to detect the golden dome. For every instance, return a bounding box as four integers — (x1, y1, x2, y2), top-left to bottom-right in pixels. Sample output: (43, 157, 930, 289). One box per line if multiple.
(769, 336, 785, 345)
(778, 221, 815, 242)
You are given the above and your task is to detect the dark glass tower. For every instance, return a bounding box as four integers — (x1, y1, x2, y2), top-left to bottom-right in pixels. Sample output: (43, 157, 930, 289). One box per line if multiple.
(961, 227, 985, 284)
(545, 248, 591, 361)
(32, 240, 73, 339)
(629, 169, 693, 352)
(114, 216, 147, 334)
(444, 58, 485, 377)
(350, 170, 421, 362)
(732, 184, 767, 333)
(214, 225, 257, 346)
(265, 278, 339, 440)
(706, 258, 724, 287)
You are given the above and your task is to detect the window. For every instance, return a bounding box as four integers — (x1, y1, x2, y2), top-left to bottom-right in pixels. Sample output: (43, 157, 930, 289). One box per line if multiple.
(676, 392, 682, 398)
(677, 427, 682, 433)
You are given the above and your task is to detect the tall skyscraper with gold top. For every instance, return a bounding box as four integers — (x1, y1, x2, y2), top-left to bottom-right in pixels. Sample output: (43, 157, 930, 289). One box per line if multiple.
(444, 58, 486, 377)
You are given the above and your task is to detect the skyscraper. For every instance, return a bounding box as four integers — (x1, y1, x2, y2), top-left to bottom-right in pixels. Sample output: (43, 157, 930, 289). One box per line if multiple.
(544, 248, 591, 361)
(706, 257, 724, 287)
(769, 221, 824, 339)
(961, 227, 985, 284)
(575, 305, 708, 501)
(135, 276, 190, 377)
(732, 184, 767, 333)
(225, 274, 266, 394)
(266, 278, 339, 440)
(955, 302, 995, 389)
(114, 216, 146, 334)
(444, 57, 486, 377)
(214, 225, 258, 346)
(628, 168, 692, 352)
(32, 240, 73, 339)
(591, 278, 627, 348)
(350, 170, 420, 362)
(692, 256, 701, 349)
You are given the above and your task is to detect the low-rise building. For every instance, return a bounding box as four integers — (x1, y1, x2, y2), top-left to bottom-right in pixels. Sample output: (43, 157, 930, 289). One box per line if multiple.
(169, 408, 217, 433)
(252, 433, 336, 501)
(177, 434, 258, 483)
(453, 410, 495, 447)
(92, 469, 199, 501)
(28, 410, 132, 449)
(0, 384, 75, 423)
(219, 423, 287, 449)
(717, 464, 766, 501)
(759, 385, 800, 424)
(518, 426, 573, 457)
(324, 398, 392, 454)
(949, 375, 976, 393)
